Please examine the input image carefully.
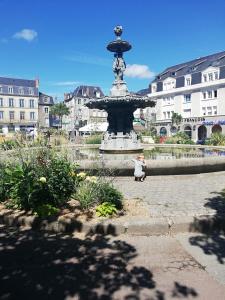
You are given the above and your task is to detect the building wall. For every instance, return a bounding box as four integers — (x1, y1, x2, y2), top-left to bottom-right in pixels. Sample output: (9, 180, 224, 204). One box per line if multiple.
(147, 59, 225, 141)
(0, 95, 39, 134)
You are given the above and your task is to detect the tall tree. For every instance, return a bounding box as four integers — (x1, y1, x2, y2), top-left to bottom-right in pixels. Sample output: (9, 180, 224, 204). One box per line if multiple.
(51, 102, 70, 129)
(171, 112, 182, 129)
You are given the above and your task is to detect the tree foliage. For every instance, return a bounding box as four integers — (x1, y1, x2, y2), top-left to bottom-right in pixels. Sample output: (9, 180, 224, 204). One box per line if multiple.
(51, 102, 70, 128)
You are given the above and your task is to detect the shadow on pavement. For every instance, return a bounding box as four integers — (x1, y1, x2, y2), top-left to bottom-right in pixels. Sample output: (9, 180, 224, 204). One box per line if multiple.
(0, 226, 198, 300)
(189, 189, 225, 264)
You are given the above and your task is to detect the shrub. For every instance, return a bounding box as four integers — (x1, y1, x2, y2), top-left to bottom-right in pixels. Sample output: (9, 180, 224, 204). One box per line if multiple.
(165, 132, 194, 145)
(205, 133, 225, 146)
(96, 202, 117, 217)
(85, 135, 102, 144)
(75, 178, 123, 210)
(0, 149, 78, 211)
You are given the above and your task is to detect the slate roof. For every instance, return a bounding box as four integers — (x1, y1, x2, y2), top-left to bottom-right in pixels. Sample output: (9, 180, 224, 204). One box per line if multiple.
(39, 92, 54, 105)
(137, 88, 150, 95)
(0, 77, 37, 87)
(73, 85, 105, 98)
(151, 50, 225, 83)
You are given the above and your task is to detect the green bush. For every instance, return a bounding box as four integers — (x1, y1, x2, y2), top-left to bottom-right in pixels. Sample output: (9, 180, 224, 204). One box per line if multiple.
(75, 178, 123, 210)
(0, 139, 21, 150)
(0, 149, 78, 211)
(85, 135, 102, 144)
(34, 204, 59, 217)
(96, 202, 117, 217)
(204, 133, 225, 146)
(165, 132, 194, 145)
(75, 181, 99, 209)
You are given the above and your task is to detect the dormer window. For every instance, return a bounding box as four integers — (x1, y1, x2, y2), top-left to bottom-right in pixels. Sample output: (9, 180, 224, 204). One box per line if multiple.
(185, 75, 191, 86)
(163, 77, 176, 91)
(19, 88, 24, 95)
(202, 67, 219, 82)
(151, 83, 157, 93)
(8, 87, 13, 94)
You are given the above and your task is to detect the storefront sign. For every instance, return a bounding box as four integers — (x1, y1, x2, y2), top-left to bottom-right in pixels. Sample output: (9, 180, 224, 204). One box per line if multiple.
(183, 117, 205, 123)
(202, 120, 225, 126)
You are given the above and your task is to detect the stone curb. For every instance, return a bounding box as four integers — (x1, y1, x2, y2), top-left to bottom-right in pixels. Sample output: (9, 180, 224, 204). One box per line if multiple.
(1, 209, 225, 236)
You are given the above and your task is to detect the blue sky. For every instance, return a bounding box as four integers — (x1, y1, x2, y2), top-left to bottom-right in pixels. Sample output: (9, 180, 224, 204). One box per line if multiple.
(1, 0, 225, 100)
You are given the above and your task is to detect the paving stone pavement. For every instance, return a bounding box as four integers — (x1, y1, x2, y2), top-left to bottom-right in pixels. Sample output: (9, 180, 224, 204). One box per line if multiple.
(113, 171, 225, 218)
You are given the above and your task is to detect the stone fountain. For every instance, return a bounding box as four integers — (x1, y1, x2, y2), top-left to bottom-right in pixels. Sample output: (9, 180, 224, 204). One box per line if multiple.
(86, 25, 156, 153)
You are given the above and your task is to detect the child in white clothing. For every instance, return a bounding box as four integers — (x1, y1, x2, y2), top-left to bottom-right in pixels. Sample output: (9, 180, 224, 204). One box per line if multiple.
(132, 155, 146, 181)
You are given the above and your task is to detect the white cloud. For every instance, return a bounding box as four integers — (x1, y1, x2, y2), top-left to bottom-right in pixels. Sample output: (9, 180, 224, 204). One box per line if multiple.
(53, 81, 81, 87)
(124, 64, 155, 79)
(13, 29, 37, 42)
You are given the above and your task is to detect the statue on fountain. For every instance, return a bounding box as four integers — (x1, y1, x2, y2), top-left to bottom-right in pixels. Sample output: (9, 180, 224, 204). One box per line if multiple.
(113, 53, 126, 82)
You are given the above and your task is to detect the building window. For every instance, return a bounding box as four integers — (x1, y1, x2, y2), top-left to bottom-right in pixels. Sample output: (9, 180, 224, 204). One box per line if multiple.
(9, 98, 14, 107)
(202, 107, 206, 116)
(29, 99, 34, 108)
(214, 90, 217, 98)
(30, 112, 35, 120)
(184, 94, 191, 103)
(9, 111, 14, 120)
(29, 88, 34, 95)
(213, 106, 217, 115)
(207, 107, 212, 115)
(20, 111, 25, 120)
(208, 73, 213, 81)
(163, 112, 166, 119)
(207, 91, 212, 98)
(202, 69, 219, 82)
(202, 92, 207, 99)
(19, 99, 24, 108)
(44, 107, 49, 114)
(185, 76, 191, 86)
(183, 109, 191, 117)
(167, 111, 171, 119)
(0, 87, 2, 93)
(8, 87, 13, 94)
(152, 84, 157, 92)
(0, 98, 3, 107)
(0, 111, 4, 119)
(19, 88, 24, 95)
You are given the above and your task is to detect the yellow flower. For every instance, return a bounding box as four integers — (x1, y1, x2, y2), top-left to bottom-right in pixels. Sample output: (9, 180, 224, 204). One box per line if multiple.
(77, 172, 86, 179)
(39, 177, 47, 183)
(69, 171, 76, 177)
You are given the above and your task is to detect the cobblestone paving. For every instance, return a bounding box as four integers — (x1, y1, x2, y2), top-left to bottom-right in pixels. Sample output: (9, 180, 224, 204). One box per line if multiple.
(113, 171, 225, 218)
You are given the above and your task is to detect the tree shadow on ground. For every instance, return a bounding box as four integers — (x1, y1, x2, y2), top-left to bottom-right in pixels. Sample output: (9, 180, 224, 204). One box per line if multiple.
(189, 189, 225, 264)
(0, 226, 198, 300)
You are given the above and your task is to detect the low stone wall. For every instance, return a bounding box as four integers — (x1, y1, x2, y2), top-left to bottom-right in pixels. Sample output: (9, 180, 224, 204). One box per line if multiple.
(78, 156, 225, 176)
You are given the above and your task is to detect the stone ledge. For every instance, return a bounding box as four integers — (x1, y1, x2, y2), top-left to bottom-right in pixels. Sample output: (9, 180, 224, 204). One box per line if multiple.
(1, 208, 225, 236)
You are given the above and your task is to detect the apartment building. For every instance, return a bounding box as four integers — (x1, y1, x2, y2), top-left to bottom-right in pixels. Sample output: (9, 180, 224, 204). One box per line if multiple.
(38, 92, 54, 128)
(146, 50, 225, 141)
(0, 77, 39, 134)
(63, 85, 107, 135)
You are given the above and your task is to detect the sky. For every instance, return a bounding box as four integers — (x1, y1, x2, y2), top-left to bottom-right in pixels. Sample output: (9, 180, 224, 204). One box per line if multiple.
(1, 0, 225, 101)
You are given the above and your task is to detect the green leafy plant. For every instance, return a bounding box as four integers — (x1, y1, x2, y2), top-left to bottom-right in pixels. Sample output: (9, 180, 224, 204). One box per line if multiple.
(165, 132, 194, 144)
(96, 181, 123, 209)
(96, 202, 117, 217)
(34, 204, 59, 217)
(75, 181, 99, 209)
(204, 133, 225, 146)
(0, 148, 78, 211)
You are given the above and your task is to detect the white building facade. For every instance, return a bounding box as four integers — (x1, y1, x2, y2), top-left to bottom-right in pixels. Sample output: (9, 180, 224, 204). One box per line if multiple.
(146, 51, 225, 141)
(63, 86, 107, 136)
(0, 77, 39, 134)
